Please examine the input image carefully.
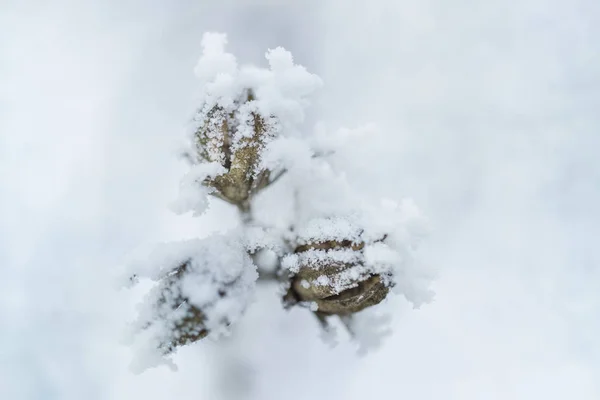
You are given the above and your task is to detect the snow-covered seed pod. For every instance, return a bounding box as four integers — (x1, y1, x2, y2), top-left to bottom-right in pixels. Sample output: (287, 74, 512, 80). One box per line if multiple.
(193, 90, 277, 205)
(287, 236, 390, 316)
(145, 262, 211, 354)
(130, 236, 257, 355)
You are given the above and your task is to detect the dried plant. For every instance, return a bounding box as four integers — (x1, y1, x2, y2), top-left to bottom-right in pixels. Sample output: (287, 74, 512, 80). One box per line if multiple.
(123, 33, 435, 372)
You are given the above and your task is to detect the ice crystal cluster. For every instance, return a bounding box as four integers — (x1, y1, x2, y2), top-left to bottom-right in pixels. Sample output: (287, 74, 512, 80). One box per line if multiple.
(123, 32, 435, 372)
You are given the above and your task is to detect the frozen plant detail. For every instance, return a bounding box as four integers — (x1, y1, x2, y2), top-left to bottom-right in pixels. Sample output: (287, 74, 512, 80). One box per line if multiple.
(124, 32, 435, 372)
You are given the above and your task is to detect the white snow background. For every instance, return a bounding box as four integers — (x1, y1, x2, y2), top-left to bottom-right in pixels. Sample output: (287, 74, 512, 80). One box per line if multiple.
(1, 1, 599, 399)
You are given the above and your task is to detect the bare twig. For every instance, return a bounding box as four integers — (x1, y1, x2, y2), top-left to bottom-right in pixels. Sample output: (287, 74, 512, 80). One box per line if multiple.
(338, 314, 356, 338)
(268, 168, 287, 185)
(312, 150, 335, 158)
(179, 150, 196, 166)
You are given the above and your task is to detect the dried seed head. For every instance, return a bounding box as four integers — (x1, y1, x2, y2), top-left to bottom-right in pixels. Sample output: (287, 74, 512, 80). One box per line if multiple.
(285, 231, 391, 316)
(194, 90, 278, 205)
(142, 262, 210, 354)
(129, 236, 257, 355)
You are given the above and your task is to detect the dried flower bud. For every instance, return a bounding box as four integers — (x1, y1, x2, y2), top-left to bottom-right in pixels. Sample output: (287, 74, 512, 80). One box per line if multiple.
(283, 218, 392, 316)
(194, 90, 277, 205)
(129, 236, 257, 355)
(142, 262, 210, 353)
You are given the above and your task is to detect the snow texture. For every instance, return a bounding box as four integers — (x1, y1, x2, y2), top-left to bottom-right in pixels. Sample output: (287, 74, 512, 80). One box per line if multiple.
(125, 233, 257, 372)
(169, 162, 226, 216)
(192, 31, 322, 138)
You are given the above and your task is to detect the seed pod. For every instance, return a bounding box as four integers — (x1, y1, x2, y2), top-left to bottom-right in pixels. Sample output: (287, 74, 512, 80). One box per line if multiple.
(130, 236, 257, 354)
(144, 262, 210, 353)
(193, 90, 277, 205)
(284, 222, 391, 316)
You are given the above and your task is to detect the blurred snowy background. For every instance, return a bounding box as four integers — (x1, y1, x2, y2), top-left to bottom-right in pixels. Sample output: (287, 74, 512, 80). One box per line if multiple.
(1, 0, 599, 399)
